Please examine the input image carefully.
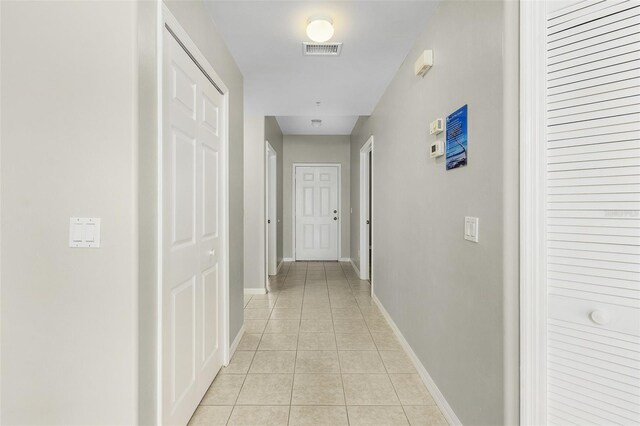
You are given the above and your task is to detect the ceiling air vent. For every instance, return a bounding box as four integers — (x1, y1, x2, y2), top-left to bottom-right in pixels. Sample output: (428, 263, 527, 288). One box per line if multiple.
(303, 42, 343, 56)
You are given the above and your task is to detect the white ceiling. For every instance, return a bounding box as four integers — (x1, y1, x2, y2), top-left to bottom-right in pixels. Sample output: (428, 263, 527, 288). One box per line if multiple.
(276, 116, 360, 136)
(205, 1, 439, 135)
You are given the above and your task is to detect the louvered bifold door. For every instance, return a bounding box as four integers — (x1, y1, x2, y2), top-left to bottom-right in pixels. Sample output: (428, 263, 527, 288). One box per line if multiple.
(545, 1, 640, 425)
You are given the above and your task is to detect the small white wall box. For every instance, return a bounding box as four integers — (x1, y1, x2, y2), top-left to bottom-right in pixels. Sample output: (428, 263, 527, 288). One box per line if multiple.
(414, 50, 434, 77)
(464, 216, 479, 243)
(69, 217, 101, 248)
(430, 140, 444, 158)
(430, 118, 444, 135)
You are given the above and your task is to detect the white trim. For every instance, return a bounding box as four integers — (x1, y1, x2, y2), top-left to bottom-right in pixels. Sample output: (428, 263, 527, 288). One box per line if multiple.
(158, 6, 231, 423)
(282, 257, 294, 262)
(372, 292, 462, 426)
(265, 141, 277, 284)
(359, 136, 373, 281)
(291, 163, 342, 261)
(155, 3, 163, 423)
(244, 288, 268, 295)
(338, 257, 350, 262)
(228, 325, 245, 362)
(276, 259, 284, 273)
(349, 259, 361, 277)
(520, 1, 548, 425)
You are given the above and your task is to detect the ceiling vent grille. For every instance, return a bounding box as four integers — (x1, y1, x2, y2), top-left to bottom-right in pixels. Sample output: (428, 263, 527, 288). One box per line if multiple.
(303, 42, 343, 56)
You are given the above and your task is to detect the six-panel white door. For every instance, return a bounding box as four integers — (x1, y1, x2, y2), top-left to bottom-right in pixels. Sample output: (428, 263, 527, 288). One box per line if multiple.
(162, 26, 225, 425)
(295, 166, 339, 260)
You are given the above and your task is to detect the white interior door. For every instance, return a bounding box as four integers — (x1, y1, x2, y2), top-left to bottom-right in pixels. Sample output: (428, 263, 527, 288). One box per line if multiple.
(541, 2, 640, 424)
(162, 25, 225, 425)
(295, 165, 339, 260)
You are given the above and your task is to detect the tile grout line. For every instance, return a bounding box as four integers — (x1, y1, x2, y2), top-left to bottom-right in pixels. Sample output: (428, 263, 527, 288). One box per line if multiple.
(287, 261, 306, 426)
(333, 261, 350, 425)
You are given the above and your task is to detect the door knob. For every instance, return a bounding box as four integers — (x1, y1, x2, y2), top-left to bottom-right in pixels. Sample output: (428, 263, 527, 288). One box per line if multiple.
(366, 220, 370, 225)
(333, 217, 338, 221)
(590, 310, 609, 325)
(333, 210, 337, 214)
(268, 220, 271, 224)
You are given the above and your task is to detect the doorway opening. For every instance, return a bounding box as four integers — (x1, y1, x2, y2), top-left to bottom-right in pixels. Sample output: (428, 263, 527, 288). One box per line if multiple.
(359, 136, 373, 283)
(293, 164, 341, 261)
(265, 141, 277, 286)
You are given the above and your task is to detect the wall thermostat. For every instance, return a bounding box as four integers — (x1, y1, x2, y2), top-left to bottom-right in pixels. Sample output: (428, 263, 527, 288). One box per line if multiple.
(430, 140, 444, 158)
(430, 118, 444, 135)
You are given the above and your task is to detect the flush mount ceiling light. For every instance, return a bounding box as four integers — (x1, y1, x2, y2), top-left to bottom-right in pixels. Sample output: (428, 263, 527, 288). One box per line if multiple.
(306, 16, 334, 43)
(311, 119, 323, 128)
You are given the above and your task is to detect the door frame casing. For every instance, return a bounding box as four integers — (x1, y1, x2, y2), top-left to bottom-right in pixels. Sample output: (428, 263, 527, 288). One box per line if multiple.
(292, 163, 341, 261)
(157, 6, 230, 423)
(359, 136, 373, 282)
(265, 141, 277, 281)
(520, 1, 548, 424)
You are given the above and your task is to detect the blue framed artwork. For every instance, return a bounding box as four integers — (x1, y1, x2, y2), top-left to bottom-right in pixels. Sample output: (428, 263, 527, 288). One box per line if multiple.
(446, 105, 468, 170)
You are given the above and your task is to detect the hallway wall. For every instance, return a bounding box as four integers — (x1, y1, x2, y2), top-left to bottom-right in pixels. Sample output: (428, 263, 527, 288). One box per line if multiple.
(349, 0, 519, 424)
(243, 112, 266, 290)
(1, 2, 138, 424)
(283, 136, 350, 260)
(243, 115, 284, 291)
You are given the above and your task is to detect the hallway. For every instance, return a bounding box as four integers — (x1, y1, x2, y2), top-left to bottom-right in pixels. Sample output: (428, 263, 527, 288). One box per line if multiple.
(189, 262, 447, 425)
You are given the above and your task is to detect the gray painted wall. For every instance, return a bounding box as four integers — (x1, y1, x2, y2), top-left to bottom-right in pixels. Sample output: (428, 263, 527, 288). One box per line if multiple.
(243, 114, 283, 289)
(243, 112, 266, 289)
(1, 2, 138, 423)
(265, 117, 284, 265)
(349, 1, 519, 424)
(283, 136, 350, 260)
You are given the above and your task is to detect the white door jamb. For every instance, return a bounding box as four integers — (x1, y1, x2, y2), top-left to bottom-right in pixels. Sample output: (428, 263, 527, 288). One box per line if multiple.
(520, 1, 548, 424)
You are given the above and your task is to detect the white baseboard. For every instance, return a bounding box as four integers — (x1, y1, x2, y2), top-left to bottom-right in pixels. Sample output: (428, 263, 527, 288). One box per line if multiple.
(372, 292, 462, 426)
(350, 259, 361, 277)
(276, 259, 284, 273)
(282, 257, 294, 262)
(229, 325, 244, 363)
(244, 287, 267, 295)
(339, 257, 351, 262)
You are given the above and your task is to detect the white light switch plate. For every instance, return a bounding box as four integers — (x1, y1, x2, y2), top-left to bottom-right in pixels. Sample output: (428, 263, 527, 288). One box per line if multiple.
(464, 216, 479, 243)
(69, 217, 101, 248)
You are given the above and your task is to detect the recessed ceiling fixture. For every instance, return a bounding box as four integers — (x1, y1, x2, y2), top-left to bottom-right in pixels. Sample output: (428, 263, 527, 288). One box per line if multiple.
(311, 119, 322, 128)
(306, 16, 334, 43)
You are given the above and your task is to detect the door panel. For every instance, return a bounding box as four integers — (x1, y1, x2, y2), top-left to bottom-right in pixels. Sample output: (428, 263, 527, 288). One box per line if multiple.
(163, 26, 225, 425)
(544, 2, 640, 424)
(295, 166, 339, 260)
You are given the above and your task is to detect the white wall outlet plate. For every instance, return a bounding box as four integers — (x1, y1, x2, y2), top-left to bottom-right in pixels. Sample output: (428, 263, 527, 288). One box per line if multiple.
(430, 118, 444, 135)
(464, 216, 479, 243)
(430, 140, 444, 158)
(69, 217, 101, 248)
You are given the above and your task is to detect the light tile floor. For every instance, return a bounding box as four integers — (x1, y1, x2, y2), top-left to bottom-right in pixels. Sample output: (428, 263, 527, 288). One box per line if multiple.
(188, 261, 448, 426)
